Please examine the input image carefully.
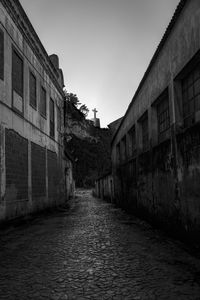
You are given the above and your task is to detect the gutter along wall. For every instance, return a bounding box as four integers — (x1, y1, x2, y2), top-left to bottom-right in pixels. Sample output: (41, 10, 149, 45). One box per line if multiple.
(111, 0, 200, 237)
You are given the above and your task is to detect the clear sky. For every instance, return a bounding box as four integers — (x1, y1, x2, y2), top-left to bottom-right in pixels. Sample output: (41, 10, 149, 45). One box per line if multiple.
(20, 0, 180, 128)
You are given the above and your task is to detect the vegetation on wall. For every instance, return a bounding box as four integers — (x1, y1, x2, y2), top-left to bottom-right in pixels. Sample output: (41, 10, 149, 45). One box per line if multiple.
(64, 91, 112, 187)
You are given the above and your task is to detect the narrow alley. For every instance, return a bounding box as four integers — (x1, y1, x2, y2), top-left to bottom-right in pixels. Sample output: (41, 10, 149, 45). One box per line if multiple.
(0, 190, 200, 300)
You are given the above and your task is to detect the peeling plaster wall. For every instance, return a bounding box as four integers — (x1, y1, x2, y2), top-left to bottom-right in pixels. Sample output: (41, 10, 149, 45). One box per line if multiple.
(0, 3, 63, 152)
(113, 0, 200, 147)
(111, 0, 200, 238)
(0, 2, 73, 222)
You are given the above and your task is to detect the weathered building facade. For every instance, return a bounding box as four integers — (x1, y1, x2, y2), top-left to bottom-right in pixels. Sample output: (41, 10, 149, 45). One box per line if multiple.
(95, 173, 114, 202)
(0, 0, 73, 221)
(111, 0, 200, 237)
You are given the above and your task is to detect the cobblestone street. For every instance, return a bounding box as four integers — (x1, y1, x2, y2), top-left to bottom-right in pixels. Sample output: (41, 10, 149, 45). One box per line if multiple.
(0, 190, 200, 299)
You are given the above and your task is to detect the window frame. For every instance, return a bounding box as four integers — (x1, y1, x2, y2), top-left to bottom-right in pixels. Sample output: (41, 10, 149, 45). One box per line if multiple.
(50, 98, 55, 138)
(29, 70, 37, 110)
(40, 85, 47, 118)
(157, 92, 170, 139)
(181, 64, 200, 127)
(12, 46, 24, 115)
(0, 28, 4, 81)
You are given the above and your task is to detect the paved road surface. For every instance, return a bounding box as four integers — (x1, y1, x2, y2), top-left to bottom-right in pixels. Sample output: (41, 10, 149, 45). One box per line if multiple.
(0, 189, 200, 299)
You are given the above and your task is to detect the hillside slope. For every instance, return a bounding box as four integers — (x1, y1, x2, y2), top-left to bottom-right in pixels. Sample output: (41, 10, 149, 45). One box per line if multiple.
(64, 102, 112, 187)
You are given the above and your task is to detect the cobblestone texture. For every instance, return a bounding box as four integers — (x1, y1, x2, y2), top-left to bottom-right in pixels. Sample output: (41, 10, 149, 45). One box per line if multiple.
(0, 189, 200, 299)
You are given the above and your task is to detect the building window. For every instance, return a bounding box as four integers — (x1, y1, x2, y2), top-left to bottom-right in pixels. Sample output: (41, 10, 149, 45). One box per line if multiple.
(12, 48, 23, 113)
(157, 94, 170, 137)
(141, 115, 149, 151)
(29, 71, 37, 109)
(57, 106, 61, 132)
(40, 86, 46, 117)
(50, 98, 55, 138)
(0, 29, 4, 80)
(121, 135, 127, 162)
(127, 125, 136, 157)
(182, 65, 200, 126)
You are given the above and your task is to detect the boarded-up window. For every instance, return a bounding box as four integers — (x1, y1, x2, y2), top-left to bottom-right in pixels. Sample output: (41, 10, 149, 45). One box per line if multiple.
(29, 71, 37, 109)
(12, 49, 23, 97)
(0, 29, 4, 80)
(40, 86, 46, 117)
(182, 65, 200, 127)
(50, 98, 55, 138)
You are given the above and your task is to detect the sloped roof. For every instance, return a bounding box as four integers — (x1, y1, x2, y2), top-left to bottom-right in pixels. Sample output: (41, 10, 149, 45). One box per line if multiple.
(112, 0, 188, 145)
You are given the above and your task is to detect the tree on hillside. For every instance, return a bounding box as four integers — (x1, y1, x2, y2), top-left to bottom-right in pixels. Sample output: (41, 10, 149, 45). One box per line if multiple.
(64, 90, 89, 118)
(79, 104, 89, 117)
(64, 90, 80, 107)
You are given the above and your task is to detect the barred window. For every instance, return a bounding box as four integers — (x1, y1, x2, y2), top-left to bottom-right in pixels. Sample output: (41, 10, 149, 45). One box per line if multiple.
(157, 95, 170, 136)
(40, 86, 46, 117)
(141, 116, 149, 151)
(50, 98, 55, 138)
(29, 71, 37, 109)
(0, 29, 4, 80)
(12, 49, 23, 97)
(127, 125, 136, 157)
(182, 66, 200, 124)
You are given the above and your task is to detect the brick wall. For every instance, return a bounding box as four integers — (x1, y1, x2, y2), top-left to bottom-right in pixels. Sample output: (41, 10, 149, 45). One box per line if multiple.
(31, 142, 46, 199)
(5, 129, 28, 201)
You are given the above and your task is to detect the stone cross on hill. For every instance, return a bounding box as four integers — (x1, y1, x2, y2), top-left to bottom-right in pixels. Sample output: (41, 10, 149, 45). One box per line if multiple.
(92, 108, 98, 120)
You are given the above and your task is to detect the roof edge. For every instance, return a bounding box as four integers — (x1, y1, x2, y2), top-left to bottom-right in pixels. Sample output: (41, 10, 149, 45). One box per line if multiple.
(111, 0, 188, 146)
(2, 0, 65, 98)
